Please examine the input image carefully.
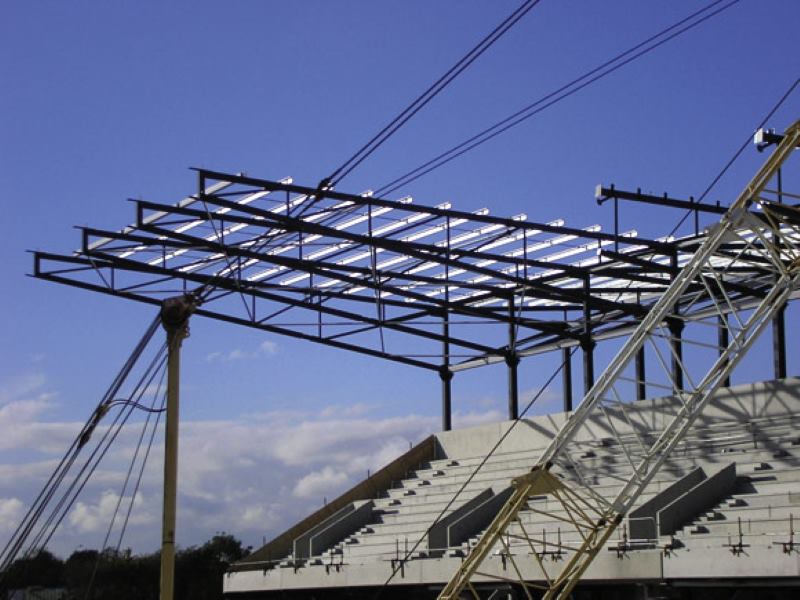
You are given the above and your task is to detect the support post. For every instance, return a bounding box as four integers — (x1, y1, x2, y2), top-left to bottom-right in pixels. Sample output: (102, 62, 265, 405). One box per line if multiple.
(562, 347, 573, 412)
(667, 317, 684, 394)
(507, 297, 519, 420)
(635, 347, 646, 401)
(772, 182, 787, 378)
(159, 295, 194, 600)
(773, 304, 787, 379)
(718, 314, 730, 388)
(581, 337, 595, 396)
(582, 277, 594, 395)
(506, 353, 520, 420)
(440, 366, 453, 432)
(441, 219, 453, 432)
(667, 254, 684, 394)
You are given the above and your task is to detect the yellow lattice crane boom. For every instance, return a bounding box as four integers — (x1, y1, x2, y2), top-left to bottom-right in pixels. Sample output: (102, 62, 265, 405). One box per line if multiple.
(439, 120, 800, 599)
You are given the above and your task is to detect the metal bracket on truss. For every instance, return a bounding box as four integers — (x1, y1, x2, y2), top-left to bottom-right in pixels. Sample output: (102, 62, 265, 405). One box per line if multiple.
(438, 119, 800, 599)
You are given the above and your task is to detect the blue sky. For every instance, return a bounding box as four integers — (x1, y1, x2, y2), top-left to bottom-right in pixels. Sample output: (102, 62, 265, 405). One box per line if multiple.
(1, 1, 798, 556)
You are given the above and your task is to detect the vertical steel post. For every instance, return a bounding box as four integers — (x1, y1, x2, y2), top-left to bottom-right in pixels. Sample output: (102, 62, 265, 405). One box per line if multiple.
(668, 254, 684, 394)
(506, 356, 519, 420)
(773, 305, 787, 379)
(772, 168, 786, 379)
(440, 365, 452, 432)
(441, 217, 453, 431)
(718, 314, 731, 388)
(668, 317, 684, 393)
(581, 339, 594, 397)
(581, 277, 594, 395)
(441, 311, 452, 431)
(159, 296, 193, 600)
(562, 347, 573, 412)
(635, 347, 646, 400)
(507, 297, 519, 420)
(507, 359, 519, 419)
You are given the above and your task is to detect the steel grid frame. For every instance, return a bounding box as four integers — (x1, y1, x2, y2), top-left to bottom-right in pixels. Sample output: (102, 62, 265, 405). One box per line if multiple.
(33, 169, 787, 392)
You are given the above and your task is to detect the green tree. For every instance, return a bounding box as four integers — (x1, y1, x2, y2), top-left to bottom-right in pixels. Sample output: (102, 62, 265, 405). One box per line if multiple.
(2, 533, 249, 599)
(175, 533, 251, 600)
(1, 549, 64, 591)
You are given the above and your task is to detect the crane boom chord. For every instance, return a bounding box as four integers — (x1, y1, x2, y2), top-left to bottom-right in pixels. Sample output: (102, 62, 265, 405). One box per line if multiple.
(437, 121, 800, 599)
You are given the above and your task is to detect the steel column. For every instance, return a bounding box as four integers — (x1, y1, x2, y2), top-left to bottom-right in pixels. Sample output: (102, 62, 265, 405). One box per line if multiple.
(440, 366, 453, 432)
(441, 305, 452, 431)
(773, 304, 787, 379)
(718, 314, 731, 388)
(635, 346, 646, 400)
(506, 354, 520, 420)
(581, 277, 594, 394)
(159, 295, 194, 600)
(562, 347, 573, 412)
(581, 337, 595, 395)
(507, 298, 519, 420)
(668, 317, 684, 393)
(668, 253, 684, 394)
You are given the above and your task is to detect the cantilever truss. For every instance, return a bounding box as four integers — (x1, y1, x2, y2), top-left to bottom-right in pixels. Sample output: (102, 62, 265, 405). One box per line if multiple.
(33, 170, 674, 371)
(33, 163, 789, 393)
(437, 123, 800, 599)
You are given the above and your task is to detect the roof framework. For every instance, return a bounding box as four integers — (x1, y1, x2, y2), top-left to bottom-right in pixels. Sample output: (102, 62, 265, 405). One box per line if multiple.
(32, 168, 794, 425)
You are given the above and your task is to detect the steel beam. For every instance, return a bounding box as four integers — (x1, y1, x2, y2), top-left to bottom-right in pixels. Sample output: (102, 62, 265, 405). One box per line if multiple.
(596, 184, 728, 215)
(195, 168, 673, 252)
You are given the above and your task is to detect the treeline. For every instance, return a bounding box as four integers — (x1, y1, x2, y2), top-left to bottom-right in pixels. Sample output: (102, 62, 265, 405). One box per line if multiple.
(1, 533, 250, 600)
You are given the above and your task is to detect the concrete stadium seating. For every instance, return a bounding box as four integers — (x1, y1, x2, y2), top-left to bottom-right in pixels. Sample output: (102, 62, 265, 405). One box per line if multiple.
(225, 378, 800, 597)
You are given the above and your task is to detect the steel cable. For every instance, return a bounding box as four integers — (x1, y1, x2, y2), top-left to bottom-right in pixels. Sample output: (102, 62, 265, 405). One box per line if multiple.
(0, 317, 161, 574)
(327, 0, 542, 187)
(24, 345, 168, 557)
(667, 76, 800, 237)
(83, 364, 168, 600)
(375, 0, 740, 197)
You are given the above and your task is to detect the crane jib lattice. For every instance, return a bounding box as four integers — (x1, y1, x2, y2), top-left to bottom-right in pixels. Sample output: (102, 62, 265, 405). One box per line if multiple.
(437, 121, 800, 599)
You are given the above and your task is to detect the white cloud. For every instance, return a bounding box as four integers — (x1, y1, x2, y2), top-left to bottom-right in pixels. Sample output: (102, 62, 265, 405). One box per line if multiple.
(0, 373, 47, 406)
(68, 490, 152, 534)
(0, 374, 72, 452)
(259, 340, 277, 355)
(0, 372, 503, 558)
(205, 339, 279, 363)
(319, 402, 372, 418)
(0, 498, 24, 534)
(292, 467, 349, 499)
